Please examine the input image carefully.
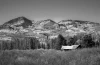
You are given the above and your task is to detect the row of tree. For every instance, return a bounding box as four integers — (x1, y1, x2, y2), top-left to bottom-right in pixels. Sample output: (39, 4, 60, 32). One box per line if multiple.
(0, 34, 65, 50)
(0, 37, 40, 50)
(47, 33, 100, 50)
(0, 32, 100, 50)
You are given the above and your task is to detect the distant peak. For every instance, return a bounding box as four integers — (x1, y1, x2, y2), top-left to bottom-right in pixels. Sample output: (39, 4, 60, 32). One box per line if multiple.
(45, 19, 55, 23)
(1, 16, 33, 29)
(17, 16, 27, 20)
(42, 19, 53, 21)
(46, 19, 52, 21)
(38, 19, 55, 23)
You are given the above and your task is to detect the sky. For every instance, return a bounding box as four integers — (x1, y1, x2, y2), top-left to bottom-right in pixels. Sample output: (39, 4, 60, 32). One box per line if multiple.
(0, 0, 100, 24)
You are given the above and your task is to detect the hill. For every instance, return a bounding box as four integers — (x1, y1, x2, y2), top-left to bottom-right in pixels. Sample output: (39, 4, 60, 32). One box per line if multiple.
(33, 19, 59, 30)
(0, 16, 33, 29)
(0, 16, 100, 38)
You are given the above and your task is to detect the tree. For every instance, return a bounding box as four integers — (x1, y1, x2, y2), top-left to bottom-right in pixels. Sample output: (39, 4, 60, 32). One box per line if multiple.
(81, 34, 95, 48)
(55, 34, 66, 50)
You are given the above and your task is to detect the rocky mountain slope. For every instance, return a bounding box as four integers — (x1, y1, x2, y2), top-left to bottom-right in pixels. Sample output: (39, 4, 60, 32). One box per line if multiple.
(0, 16, 100, 37)
(59, 19, 100, 32)
(0, 16, 32, 29)
(33, 19, 59, 30)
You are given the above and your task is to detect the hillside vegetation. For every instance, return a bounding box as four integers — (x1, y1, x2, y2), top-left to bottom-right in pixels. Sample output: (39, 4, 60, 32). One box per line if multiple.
(0, 33, 100, 50)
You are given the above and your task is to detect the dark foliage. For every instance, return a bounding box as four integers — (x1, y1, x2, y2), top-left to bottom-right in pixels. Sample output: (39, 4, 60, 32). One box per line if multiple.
(54, 34, 66, 50)
(0, 33, 100, 50)
(0, 37, 40, 50)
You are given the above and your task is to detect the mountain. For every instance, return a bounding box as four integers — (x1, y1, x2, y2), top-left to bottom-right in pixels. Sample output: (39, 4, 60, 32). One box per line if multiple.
(55, 19, 100, 37)
(0, 16, 100, 37)
(34, 19, 59, 29)
(58, 19, 100, 31)
(58, 19, 99, 25)
(0, 16, 33, 29)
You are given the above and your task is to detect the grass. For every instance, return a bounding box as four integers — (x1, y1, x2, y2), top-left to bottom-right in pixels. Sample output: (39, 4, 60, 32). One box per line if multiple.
(0, 47, 100, 65)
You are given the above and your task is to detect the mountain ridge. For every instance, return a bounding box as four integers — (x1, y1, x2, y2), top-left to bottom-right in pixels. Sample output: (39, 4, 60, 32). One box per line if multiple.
(0, 16, 33, 29)
(0, 16, 100, 35)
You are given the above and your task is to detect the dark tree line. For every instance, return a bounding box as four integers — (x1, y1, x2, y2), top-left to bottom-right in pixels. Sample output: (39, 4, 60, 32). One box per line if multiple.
(0, 33, 100, 50)
(46, 34, 66, 50)
(0, 34, 66, 50)
(64, 33, 100, 48)
(47, 33, 100, 50)
(0, 37, 40, 50)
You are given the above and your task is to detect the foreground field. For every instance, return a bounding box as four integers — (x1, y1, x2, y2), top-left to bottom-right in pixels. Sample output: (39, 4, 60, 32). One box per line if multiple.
(0, 48, 100, 65)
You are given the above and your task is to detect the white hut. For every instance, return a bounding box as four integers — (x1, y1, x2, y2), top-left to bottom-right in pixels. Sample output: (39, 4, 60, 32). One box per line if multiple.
(61, 45, 79, 50)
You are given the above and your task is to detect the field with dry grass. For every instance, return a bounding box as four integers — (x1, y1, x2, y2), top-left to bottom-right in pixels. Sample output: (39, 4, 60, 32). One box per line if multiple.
(0, 47, 100, 65)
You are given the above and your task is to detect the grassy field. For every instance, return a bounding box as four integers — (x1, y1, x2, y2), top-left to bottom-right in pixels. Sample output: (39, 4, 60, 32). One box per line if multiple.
(0, 47, 100, 65)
